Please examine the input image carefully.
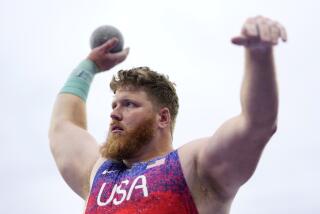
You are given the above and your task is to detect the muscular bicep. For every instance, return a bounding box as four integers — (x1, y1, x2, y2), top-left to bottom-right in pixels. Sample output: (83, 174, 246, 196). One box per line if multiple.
(198, 115, 276, 198)
(49, 121, 100, 199)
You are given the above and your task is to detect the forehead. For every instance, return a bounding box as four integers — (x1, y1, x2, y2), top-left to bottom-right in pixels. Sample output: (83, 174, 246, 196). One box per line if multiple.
(113, 87, 151, 103)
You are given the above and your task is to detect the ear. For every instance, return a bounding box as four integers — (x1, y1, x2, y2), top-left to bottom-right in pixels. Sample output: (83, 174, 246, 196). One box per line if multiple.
(157, 107, 171, 129)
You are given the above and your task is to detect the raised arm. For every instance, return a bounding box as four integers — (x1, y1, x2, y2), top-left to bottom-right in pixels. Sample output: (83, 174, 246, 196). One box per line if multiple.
(49, 38, 129, 199)
(193, 16, 287, 199)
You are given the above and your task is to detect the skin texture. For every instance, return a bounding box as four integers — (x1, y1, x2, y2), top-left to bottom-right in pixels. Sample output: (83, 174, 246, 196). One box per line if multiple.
(49, 16, 287, 213)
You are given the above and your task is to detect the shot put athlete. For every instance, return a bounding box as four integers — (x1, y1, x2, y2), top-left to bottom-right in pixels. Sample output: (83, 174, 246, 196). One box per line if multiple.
(49, 16, 287, 213)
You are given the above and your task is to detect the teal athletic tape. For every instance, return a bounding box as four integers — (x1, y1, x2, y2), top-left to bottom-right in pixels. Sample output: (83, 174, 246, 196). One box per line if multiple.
(60, 59, 99, 101)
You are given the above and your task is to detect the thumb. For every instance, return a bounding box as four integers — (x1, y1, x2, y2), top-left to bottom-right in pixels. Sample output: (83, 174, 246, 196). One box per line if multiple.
(231, 36, 248, 46)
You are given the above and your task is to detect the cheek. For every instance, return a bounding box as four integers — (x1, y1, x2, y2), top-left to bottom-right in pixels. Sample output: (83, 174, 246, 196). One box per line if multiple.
(122, 113, 141, 126)
(123, 111, 153, 126)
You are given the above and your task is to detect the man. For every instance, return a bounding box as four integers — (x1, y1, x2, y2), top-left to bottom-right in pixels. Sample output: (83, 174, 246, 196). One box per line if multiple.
(49, 16, 287, 213)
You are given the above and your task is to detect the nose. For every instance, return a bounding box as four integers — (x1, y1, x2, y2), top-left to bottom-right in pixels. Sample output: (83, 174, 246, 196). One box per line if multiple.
(110, 107, 122, 121)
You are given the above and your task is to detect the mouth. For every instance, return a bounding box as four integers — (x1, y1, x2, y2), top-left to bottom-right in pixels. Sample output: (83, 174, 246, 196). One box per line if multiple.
(111, 124, 124, 133)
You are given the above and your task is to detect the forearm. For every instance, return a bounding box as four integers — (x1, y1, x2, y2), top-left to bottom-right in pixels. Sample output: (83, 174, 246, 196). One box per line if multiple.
(240, 48, 278, 127)
(49, 37, 129, 135)
(49, 60, 98, 133)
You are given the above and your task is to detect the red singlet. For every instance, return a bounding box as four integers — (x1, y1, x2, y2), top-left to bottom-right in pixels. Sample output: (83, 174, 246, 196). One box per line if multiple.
(85, 150, 198, 214)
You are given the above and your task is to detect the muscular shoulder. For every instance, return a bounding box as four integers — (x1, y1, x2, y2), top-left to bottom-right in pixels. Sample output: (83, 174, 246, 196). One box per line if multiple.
(178, 138, 207, 169)
(178, 137, 209, 177)
(177, 138, 210, 197)
(178, 139, 233, 213)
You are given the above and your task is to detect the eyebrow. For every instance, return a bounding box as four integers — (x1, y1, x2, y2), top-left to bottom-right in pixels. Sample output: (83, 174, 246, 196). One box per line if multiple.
(111, 98, 135, 107)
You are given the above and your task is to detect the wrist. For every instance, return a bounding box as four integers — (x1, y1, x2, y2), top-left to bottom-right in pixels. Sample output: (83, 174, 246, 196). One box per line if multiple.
(246, 46, 273, 56)
(77, 59, 100, 75)
(85, 57, 102, 73)
(59, 59, 99, 102)
(245, 47, 274, 63)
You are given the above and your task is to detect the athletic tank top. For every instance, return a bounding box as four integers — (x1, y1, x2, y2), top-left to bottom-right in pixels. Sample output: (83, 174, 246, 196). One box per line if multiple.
(85, 150, 198, 214)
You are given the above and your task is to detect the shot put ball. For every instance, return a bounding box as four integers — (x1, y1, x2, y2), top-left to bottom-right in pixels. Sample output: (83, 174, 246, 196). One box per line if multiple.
(90, 25, 124, 53)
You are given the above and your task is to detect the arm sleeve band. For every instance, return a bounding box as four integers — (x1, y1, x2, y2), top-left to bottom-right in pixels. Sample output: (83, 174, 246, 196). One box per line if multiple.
(59, 59, 99, 102)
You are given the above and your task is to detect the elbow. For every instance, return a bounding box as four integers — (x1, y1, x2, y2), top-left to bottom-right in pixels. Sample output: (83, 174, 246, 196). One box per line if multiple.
(260, 123, 277, 141)
(262, 119, 278, 135)
(245, 117, 278, 141)
(248, 113, 278, 132)
(260, 123, 277, 145)
(270, 123, 277, 135)
(257, 122, 277, 141)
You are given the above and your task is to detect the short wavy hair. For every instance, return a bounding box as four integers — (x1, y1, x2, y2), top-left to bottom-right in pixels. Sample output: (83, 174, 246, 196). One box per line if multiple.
(110, 67, 179, 131)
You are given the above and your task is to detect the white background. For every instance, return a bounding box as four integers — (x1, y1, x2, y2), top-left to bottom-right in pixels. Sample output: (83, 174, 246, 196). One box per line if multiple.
(1, 0, 319, 213)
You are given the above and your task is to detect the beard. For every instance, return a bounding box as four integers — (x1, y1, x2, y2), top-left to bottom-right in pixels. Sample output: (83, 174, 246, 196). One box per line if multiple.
(100, 116, 156, 161)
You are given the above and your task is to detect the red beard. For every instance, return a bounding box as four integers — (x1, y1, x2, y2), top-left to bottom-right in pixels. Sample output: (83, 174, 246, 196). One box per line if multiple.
(100, 117, 155, 161)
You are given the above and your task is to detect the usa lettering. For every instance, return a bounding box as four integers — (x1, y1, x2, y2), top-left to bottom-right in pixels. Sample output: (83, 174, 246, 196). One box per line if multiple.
(97, 175, 148, 206)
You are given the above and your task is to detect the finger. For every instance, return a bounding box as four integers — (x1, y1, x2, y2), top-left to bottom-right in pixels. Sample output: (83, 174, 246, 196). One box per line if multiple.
(270, 25, 280, 45)
(242, 18, 258, 37)
(257, 18, 271, 43)
(99, 37, 119, 52)
(107, 47, 129, 64)
(116, 48, 130, 64)
(276, 22, 288, 42)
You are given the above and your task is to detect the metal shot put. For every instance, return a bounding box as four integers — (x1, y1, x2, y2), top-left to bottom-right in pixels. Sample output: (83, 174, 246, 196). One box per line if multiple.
(90, 25, 124, 53)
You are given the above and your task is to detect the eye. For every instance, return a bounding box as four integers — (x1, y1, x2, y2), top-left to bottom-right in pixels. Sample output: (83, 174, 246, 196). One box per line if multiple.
(124, 100, 136, 108)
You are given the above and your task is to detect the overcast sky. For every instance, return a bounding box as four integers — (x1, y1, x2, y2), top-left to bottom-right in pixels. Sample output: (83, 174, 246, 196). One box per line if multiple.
(1, 0, 319, 213)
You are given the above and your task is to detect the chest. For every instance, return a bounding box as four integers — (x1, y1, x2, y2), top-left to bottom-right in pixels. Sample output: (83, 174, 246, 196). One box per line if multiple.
(85, 156, 198, 214)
